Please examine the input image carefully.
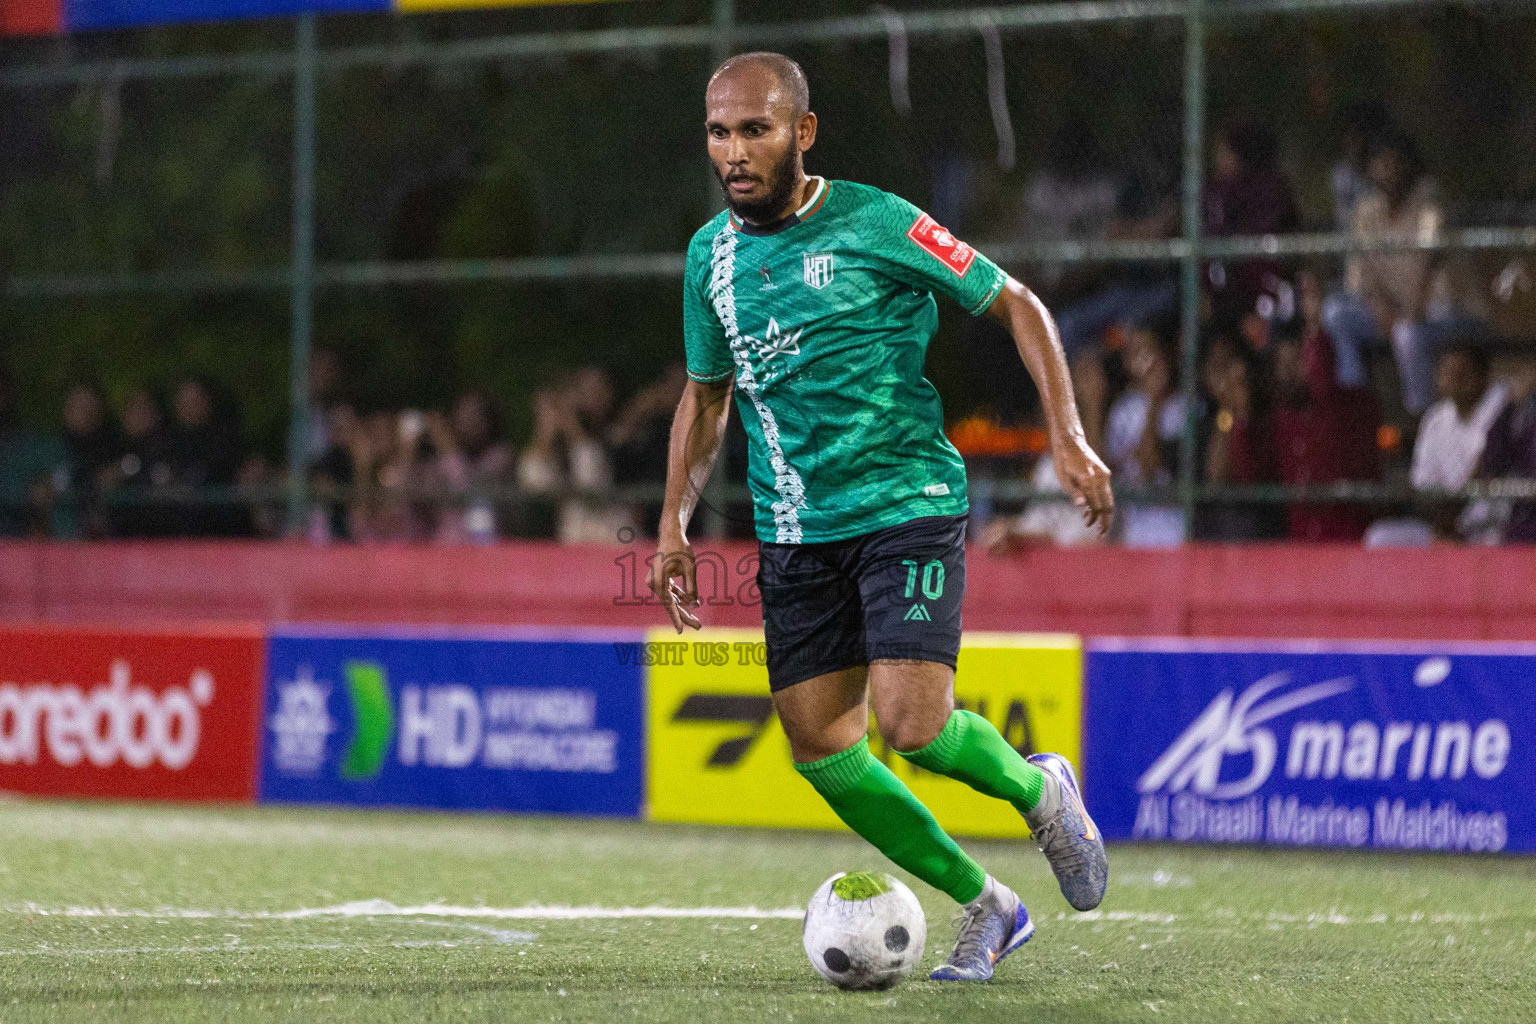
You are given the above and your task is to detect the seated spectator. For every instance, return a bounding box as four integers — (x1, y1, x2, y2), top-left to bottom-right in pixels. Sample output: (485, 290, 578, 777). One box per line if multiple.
(54, 383, 121, 538)
(428, 390, 515, 543)
(1198, 342, 1284, 541)
(0, 370, 65, 538)
(1409, 344, 1509, 539)
(1104, 324, 1189, 547)
(1204, 120, 1301, 328)
(1475, 389, 1536, 544)
(1323, 130, 1482, 415)
(166, 377, 246, 537)
(1051, 166, 1180, 358)
(1273, 280, 1381, 540)
(107, 387, 175, 538)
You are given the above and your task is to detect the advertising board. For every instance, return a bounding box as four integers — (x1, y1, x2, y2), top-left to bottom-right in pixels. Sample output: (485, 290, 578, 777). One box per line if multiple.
(1086, 640, 1533, 852)
(260, 627, 644, 816)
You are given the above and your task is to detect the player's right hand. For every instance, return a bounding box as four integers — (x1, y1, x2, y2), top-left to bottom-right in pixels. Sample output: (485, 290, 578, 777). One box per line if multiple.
(649, 537, 703, 633)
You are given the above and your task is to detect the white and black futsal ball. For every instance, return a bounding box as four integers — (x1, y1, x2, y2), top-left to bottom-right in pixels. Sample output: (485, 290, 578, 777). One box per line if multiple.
(802, 871, 927, 990)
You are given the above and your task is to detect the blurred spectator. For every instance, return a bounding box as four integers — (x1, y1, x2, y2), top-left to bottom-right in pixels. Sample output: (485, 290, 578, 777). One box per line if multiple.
(1051, 167, 1179, 358)
(1204, 120, 1301, 328)
(980, 453, 1104, 553)
(428, 390, 514, 544)
(1274, 274, 1381, 541)
(167, 377, 246, 537)
(53, 383, 121, 538)
(1104, 324, 1189, 547)
(1475, 389, 1536, 544)
(1323, 130, 1482, 415)
(1331, 101, 1395, 230)
(308, 403, 362, 541)
(302, 347, 344, 467)
(609, 363, 688, 536)
(518, 369, 634, 543)
(365, 410, 441, 542)
(1409, 344, 1508, 539)
(1018, 124, 1120, 293)
(980, 352, 1110, 552)
(107, 387, 175, 538)
(236, 454, 285, 540)
(0, 370, 64, 538)
(1198, 339, 1284, 540)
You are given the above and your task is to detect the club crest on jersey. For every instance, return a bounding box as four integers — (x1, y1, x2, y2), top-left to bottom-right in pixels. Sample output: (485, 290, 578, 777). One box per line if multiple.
(907, 213, 977, 277)
(743, 317, 803, 362)
(803, 252, 835, 290)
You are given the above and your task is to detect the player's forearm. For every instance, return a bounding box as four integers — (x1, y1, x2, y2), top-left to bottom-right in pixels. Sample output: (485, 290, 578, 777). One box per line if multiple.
(659, 378, 732, 541)
(993, 279, 1089, 448)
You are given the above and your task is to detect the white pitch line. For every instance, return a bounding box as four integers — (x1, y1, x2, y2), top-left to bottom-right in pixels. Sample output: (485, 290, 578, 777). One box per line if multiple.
(0, 940, 511, 958)
(10, 899, 805, 922)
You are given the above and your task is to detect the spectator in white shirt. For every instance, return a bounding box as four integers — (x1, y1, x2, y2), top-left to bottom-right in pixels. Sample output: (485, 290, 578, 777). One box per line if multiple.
(1412, 346, 1508, 491)
(1410, 344, 1507, 540)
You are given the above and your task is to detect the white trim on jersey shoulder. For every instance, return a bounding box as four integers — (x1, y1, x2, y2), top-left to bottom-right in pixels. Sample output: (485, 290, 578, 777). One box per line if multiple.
(794, 177, 828, 218)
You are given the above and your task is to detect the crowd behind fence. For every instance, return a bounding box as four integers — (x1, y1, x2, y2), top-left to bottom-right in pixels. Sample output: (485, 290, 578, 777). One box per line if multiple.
(3, 0, 1536, 547)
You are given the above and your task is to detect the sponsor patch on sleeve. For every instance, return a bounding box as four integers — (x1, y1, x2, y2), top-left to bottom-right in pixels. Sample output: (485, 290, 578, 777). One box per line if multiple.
(906, 212, 977, 278)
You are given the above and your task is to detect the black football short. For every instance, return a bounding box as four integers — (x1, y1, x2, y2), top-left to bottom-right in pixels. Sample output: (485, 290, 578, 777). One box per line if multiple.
(756, 513, 967, 692)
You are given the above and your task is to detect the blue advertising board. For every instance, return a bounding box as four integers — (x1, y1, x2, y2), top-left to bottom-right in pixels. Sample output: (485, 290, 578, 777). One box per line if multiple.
(260, 627, 644, 816)
(1086, 640, 1535, 853)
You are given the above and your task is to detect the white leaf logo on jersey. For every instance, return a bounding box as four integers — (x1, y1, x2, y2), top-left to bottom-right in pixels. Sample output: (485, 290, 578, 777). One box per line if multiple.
(743, 317, 803, 362)
(803, 252, 834, 290)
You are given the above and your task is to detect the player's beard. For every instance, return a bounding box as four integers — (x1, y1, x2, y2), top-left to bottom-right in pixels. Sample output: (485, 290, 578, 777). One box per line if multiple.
(715, 144, 803, 224)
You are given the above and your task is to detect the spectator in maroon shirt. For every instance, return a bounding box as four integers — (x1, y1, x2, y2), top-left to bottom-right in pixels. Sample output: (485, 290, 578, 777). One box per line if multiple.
(1204, 120, 1301, 328)
(1477, 391, 1536, 543)
(1272, 271, 1381, 540)
(1199, 338, 1284, 540)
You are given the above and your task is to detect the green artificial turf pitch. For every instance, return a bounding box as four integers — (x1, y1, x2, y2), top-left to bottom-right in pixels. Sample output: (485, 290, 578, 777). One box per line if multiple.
(1, 800, 1533, 1023)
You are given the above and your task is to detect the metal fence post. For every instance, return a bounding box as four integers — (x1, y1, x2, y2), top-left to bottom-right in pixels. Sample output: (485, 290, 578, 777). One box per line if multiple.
(286, 13, 318, 536)
(1178, 0, 1206, 535)
(696, 0, 736, 541)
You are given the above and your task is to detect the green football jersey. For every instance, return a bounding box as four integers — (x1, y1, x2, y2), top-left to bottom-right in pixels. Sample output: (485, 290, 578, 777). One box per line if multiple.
(682, 177, 1007, 544)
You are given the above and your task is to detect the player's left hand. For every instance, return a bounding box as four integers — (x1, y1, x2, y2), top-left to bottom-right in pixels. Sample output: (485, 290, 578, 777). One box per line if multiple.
(649, 538, 703, 633)
(1053, 436, 1114, 537)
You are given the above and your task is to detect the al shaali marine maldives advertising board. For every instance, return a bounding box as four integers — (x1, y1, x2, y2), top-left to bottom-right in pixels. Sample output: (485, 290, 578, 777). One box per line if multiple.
(1086, 640, 1531, 852)
(260, 628, 644, 816)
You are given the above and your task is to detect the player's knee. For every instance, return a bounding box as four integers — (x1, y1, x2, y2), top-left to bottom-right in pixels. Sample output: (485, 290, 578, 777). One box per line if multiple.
(878, 706, 948, 755)
(786, 730, 867, 765)
(779, 712, 866, 764)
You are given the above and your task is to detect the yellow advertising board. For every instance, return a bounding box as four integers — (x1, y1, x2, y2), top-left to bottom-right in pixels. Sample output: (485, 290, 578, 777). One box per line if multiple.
(646, 628, 1082, 838)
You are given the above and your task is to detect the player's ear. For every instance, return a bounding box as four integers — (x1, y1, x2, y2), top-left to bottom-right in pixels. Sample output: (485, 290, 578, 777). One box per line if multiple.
(797, 111, 817, 153)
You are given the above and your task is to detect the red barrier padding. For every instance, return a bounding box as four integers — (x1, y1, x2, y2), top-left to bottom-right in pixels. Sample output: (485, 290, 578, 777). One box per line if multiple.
(2, 541, 1535, 641)
(0, 622, 265, 802)
(0, 0, 61, 35)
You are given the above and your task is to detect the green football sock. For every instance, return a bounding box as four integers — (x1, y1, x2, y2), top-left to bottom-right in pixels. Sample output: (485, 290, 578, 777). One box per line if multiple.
(794, 736, 987, 905)
(898, 709, 1046, 813)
